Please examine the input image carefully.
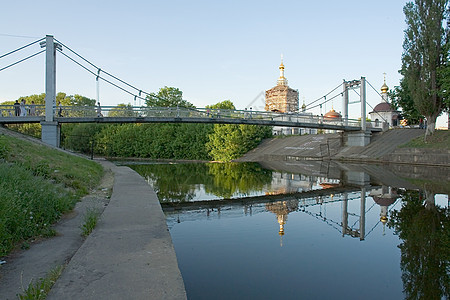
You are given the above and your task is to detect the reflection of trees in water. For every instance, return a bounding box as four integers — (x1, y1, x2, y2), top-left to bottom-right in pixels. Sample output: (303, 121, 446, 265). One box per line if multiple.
(388, 190, 449, 300)
(131, 163, 211, 202)
(130, 162, 272, 202)
(205, 162, 273, 198)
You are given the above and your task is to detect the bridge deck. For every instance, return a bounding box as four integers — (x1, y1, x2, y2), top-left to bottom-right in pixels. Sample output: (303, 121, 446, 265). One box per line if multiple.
(0, 105, 382, 132)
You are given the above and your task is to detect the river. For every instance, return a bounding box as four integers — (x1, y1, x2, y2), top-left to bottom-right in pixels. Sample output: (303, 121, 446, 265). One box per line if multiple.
(128, 160, 449, 300)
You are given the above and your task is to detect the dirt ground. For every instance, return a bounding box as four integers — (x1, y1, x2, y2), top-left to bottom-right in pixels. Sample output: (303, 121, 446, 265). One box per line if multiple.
(0, 160, 114, 300)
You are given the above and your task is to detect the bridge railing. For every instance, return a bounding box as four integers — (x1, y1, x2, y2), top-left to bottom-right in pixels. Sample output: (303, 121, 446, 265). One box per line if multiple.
(0, 104, 382, 130)
(0, 104, 46, 117)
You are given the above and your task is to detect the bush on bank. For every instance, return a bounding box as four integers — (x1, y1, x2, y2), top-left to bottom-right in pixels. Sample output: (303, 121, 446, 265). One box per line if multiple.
(0, 134, 103, 256)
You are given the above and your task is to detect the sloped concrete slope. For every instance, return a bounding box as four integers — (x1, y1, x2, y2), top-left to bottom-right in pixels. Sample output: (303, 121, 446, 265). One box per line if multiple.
(336, 129, 425, 160)
(239, 133, 341, 161)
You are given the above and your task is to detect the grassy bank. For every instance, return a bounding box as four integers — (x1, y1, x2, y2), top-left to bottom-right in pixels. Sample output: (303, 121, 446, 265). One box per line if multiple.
(0, 134, 103, 256)
(400, 130, 450, 149)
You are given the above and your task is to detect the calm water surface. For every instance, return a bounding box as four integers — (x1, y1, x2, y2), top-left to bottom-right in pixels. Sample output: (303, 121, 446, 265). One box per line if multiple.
(130, 161, 449, 300)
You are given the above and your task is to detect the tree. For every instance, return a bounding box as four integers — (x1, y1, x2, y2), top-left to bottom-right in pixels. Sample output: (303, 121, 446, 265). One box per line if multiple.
(146, 86, 194, 108)
(67, 94, 96, 107)
(401, 0, 449, 136)
(390, 78, 423, 124)
(206, 100, 272, 161)
(108, 103, 135, 117)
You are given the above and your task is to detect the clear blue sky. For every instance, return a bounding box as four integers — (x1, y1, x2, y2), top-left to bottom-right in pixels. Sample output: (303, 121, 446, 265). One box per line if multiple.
(0, 0, 424, 121)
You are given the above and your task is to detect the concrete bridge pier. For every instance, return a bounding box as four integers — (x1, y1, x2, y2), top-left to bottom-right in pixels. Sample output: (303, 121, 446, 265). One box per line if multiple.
(41, 121, 60, 147)
(344, 170, 370, 186)
(345, 131, 372, 146)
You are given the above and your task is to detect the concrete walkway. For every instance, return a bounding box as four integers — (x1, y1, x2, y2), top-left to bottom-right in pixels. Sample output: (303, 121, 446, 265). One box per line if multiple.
(47, 162, 186, 300)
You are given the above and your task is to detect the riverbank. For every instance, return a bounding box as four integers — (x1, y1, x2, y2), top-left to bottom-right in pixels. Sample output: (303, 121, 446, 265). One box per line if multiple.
(238, 129, 450, 167)
(0, 128, 186, 299)
(47, 162, 186, 300)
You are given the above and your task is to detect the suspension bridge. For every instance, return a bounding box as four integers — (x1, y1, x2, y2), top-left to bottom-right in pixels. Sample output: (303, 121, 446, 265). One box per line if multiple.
(0, 35, 388, 147)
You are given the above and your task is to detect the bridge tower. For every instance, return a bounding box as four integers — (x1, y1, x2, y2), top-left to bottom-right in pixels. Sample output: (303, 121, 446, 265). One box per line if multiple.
(342, 77, 370, 146)
(40, 35, 61, 147)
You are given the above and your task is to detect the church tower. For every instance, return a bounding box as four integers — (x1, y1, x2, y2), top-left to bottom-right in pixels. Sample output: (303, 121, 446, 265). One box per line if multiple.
(265, 56, 299, 113)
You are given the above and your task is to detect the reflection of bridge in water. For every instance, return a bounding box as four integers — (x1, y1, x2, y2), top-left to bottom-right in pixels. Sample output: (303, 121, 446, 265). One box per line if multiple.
(164, 184, 401, 241)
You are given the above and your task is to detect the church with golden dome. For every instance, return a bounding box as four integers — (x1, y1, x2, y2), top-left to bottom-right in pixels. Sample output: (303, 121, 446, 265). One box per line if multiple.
(368, 74, 400, 128)
(265, 56, 299, 113)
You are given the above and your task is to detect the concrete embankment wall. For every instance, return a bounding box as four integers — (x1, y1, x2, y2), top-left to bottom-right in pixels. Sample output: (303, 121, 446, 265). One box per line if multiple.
(239, 129, 450, 167)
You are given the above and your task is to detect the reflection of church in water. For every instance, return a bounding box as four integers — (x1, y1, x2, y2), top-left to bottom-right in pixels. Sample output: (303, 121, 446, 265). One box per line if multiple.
(266, 200, 299, 237)
(263, 177, 399, 241)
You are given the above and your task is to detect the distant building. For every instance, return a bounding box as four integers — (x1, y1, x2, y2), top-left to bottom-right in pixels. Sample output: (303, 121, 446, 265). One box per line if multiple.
(369, 75, 400, 128)
(265, 57, 316, 135)
(265, 57, 299, 113)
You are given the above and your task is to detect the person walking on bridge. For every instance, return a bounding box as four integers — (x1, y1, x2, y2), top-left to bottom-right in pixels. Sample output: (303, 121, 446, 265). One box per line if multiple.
(20, 99, 27, 117)
(13, 100, 20, 116)
(96, 102, 103, 117)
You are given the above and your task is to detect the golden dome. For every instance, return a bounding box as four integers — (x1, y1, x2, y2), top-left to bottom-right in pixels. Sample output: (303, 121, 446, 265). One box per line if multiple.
(380, 216, 388, 224)
(381, 82, 389, 93)
(279, 62, 285, 70)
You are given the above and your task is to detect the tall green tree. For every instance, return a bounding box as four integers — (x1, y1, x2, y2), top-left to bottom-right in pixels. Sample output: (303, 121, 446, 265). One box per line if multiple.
(390, 78, 423, 124)
(206, 100, 272, 161)
(146, 86, 194, 108)
(401, 0, 449, 136)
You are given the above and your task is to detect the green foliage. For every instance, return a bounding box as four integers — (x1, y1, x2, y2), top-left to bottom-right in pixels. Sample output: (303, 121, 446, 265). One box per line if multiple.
(390, 78, 423, 124)
(400, 129, 450, 149)
(108, 103, 136, 117)
(438, 36, 450, 112)
(1, 93, 97, 137)
(206, 100, 235, 110)
(388, 190, 449, 300)
(0, 135, 10, 159)
(206, 124, 272, 161)
(146, 86, 194, 108)
(0, 163, 75, 256)
(67, 94, 96, 106)
(401, 0, 449, 133)
(204, 101, 272, 162)
(80, 208, 101, 237)
(0, 135, 103, 256)
(95, 123, 213, 160)
(18, 265, 64, 300)
(62, 123, 105, 154)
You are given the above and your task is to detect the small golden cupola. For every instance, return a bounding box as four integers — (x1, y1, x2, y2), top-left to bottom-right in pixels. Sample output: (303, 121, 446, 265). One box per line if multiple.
(277, 54, 288, 86)
(381, 73, 389, 95)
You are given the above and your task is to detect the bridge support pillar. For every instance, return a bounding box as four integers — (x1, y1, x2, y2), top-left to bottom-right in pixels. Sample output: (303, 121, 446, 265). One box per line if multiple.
(41, 121, 60, 147)
(345, 131, 371, 146)
(345, 170, 370, 186)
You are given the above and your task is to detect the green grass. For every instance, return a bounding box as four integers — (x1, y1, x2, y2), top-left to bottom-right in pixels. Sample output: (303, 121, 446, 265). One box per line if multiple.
(0, 134, 103, 256)
(80, 208, 101, 237)
(400, 130, 450, 149)
(18, 265, 64, 300)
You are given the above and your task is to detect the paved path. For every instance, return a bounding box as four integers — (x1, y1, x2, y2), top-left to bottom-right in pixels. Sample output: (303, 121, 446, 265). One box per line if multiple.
(47, 162, 186, 300)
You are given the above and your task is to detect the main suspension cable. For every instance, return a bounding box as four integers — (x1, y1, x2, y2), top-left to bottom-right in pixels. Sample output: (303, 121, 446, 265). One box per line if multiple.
(0, 37, 45, 59)
(305, 83, 343, 108)
(0, 49, 45, 72)
(55, 38, 152, 96)
(57, 49, 147, 101)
